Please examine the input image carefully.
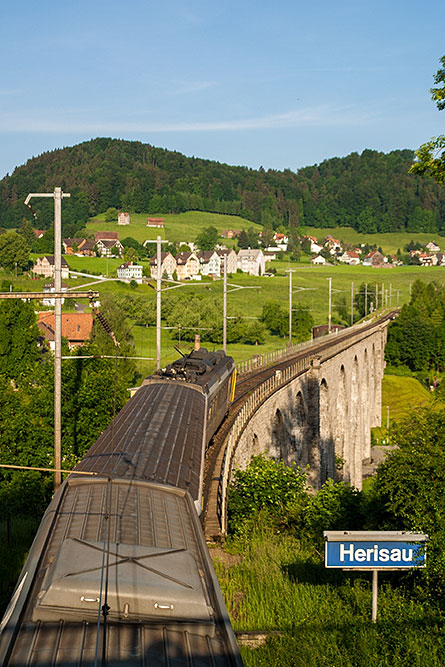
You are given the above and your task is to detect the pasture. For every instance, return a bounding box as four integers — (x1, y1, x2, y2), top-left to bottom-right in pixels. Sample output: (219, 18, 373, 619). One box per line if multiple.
(84, 211, 261, 246)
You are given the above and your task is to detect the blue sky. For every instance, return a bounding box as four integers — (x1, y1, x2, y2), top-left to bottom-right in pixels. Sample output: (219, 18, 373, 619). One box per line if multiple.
(0, 0, 444, 179)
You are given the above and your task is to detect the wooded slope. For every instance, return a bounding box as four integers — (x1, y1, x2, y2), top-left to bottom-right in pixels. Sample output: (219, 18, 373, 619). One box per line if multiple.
(0, 138, 444, 236)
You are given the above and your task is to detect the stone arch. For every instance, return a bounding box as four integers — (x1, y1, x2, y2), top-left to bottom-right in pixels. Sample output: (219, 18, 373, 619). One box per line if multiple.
(271, 408, 287, 461)
(362, 348, 371, 461)
(319, 378, 334, 484)
(335, 365, 348, 481)
(290, 390, 307, 466)
(349, 355, 362, 488)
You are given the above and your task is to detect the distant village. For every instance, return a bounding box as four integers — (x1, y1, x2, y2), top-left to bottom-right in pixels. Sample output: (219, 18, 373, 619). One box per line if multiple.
(31, 214, 445, 289)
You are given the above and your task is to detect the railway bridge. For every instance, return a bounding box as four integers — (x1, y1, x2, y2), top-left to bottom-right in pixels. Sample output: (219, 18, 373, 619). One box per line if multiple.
(203, 313, 391, 541)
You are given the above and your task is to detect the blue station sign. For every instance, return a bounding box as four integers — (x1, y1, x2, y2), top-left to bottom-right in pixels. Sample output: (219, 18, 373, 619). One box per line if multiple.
(324, 531, 428, 569)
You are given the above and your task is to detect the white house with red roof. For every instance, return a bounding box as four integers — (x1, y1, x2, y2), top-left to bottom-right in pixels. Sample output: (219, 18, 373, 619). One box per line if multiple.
(117, 261, 143, 282)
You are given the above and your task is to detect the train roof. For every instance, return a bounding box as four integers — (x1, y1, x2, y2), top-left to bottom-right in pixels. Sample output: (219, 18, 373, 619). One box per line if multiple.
(151, 348, 234, 387)
(74, 381, 207, 500)
(1, 479, 242, 665)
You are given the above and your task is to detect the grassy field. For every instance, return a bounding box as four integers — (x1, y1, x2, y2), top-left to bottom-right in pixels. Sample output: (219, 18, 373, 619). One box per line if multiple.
(213, 527, 445, 666)
(82, 214, 443, 256)
(300, 226, 444, 255)
(84, 211, 261, 246)
(372, 374, 442, 443)
(7, 258, 445, 379)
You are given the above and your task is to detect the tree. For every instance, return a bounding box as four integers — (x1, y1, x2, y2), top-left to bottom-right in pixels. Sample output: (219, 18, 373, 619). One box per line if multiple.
(374, 407, 445, 597)
(17, 219, 36, 248)
(105, 206, 118, 222)
(261, 301, 288, 337)
(292, 305, 314, 342)
(0, 231, 30, 272)
(0, 300, 41, 379)
(195, 226, 218, 251)
(410, 56, 445, 184)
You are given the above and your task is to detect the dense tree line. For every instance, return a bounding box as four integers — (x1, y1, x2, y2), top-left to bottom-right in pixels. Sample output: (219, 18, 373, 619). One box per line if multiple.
(1, 138, 444, 237)
(385, 280, 445, 372)
(0, 294, 136, 517)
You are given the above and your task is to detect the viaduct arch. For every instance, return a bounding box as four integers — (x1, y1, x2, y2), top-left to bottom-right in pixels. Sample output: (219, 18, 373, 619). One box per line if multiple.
(203, 317, 389, 540)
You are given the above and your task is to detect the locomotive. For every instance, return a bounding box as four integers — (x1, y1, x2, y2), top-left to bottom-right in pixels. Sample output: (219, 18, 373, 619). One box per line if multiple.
(0, 347, 241, 666)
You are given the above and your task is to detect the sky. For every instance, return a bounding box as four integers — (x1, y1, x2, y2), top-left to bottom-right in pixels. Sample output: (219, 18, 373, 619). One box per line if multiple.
(0, 0, 444, 179)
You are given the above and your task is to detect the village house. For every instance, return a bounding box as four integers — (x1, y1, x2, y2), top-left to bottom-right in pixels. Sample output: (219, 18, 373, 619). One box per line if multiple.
(237, 248, 265, 276)
(117, 261, 143, 283)
(418, 252, 438, 267)
(37, 312, 93, 350)
(217, 248, 238, 274)
(33, 256, 70, 280)
(63, 238, 96, 257)
(94, 232, 124, 258)
(324, 236, 342, 255)
(33, 229, 45, 240)
(436, 253, 445, 266)
(146, 217, 164, 228)
(42, 282, 68, 306)
(339, 250, 361, 265)
(304, 235, 323, 254)
(273, 233, 288, 250)
(76, 239, 96, 257)
(310, 255, 326, 265)
(198, 250, 221, 277)
(363, 251, 385, 267)
(220, 229, 240, 239)
(425, 241, 440, 252)
(95, 231, 119, 241)
(175, 252, 200, 280)
(118, 212, 130, 225)
(149, 251, 177, 279)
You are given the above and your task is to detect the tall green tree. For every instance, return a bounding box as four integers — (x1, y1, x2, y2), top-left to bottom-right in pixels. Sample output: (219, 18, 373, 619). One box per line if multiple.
(0, 231, 30, 272)
(0, 300, 41, 379)
(410, 56, 445, 184)
(195, 226, 218, 251)
(375, 407, 445, 598)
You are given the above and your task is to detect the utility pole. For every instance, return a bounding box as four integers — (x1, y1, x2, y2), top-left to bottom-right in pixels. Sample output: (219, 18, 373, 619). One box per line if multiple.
(327, 277, 332, 332)
(289, 269, 292, 344)
(365, 283, 368, 317)
(144, 236, 168, 371)
(223, 254, 227, 352)
(156, 236, 162, 371)
(351, 282, 354, 326)
(24, 188, 70, 491)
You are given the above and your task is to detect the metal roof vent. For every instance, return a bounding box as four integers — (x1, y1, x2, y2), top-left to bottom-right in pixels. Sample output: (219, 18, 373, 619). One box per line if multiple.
(33, 539, 213, 626)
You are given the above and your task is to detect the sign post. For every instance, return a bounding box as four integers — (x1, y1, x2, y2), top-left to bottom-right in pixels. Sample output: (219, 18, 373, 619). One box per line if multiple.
(324, 531, 428, 622)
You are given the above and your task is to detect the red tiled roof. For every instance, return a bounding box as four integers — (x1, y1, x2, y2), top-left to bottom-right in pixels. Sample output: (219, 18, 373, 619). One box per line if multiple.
(95, 231, 119, 240)
(37, 312, 93, 343)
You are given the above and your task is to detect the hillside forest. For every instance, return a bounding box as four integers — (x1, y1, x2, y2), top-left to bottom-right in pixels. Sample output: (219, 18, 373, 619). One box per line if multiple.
(0, 139, 444, 239)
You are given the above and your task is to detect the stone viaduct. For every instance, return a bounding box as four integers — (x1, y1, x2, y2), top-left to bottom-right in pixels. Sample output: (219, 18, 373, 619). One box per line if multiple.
(204, 315, 390, 539)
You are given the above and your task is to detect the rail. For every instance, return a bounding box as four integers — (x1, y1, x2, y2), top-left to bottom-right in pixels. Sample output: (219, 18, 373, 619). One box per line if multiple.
(234, 313, 381, 375)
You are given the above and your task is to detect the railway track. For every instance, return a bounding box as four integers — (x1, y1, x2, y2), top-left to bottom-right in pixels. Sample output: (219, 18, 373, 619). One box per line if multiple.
(202, 311, 398, 540)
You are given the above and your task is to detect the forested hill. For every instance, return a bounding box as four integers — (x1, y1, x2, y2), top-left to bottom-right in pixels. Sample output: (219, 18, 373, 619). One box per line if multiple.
(0, 137, 444, 237)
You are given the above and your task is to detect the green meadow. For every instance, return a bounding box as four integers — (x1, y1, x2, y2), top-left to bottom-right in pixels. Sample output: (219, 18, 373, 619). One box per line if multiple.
(300, 226, 444, 254)
(212, 526, 445, 667)
(84, 211, 261, 246)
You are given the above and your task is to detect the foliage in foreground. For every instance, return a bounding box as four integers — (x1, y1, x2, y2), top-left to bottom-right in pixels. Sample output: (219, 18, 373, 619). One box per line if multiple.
(229, 404, 445, 600)
(213, 522, 445, 666)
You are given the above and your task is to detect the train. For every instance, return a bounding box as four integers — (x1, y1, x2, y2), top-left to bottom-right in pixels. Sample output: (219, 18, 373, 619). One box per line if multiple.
(0, 345, 242, 666)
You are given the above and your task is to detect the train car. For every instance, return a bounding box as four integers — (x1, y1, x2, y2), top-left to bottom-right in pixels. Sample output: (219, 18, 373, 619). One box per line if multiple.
(0, 348, 242, 666)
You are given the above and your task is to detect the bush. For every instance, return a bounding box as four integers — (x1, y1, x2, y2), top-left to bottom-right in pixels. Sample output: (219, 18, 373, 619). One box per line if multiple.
(228, 455, 307, 534)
